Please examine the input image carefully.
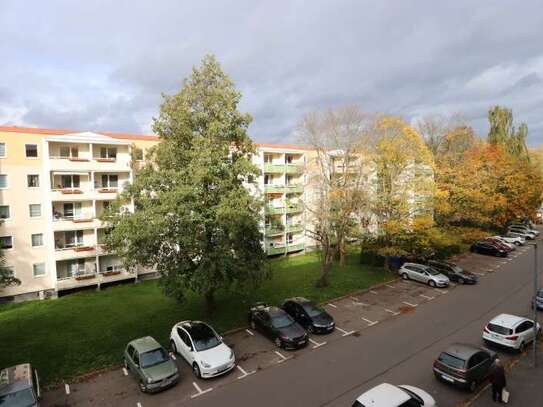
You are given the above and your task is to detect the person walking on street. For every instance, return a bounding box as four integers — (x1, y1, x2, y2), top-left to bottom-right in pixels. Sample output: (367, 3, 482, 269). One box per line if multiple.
(489, 358, 507, 403)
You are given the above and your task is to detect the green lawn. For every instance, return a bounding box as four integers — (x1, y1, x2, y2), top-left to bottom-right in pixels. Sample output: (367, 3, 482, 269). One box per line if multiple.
(0, 252, 392, 387)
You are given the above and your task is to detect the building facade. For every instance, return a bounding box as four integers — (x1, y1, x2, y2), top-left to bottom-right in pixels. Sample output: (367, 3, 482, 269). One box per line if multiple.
(0, 127, 312, 301)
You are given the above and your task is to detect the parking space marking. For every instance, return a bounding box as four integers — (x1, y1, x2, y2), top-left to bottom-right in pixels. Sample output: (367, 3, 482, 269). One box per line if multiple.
(236, 364, 256, 379)
(370, 290, 379, 295)
(434, 289, 448, 294)
(385, 308, 401, 316)
(361, 317, 379, 326)
(191, 382, 213, 398)
(326, 303, 338, 308)
(245, 329, 254, 336)
(402, 301, 418, 307)
(274, 350, 291, 363)
(350, 297, 368, 306)
(122, 367, 128, 376)
(336, 326, 355, 336)
(474, 272, 485, 276)
(309, 338, 327, 349)
(137, 402, 142, 407)
(420, 294, 434, 300)
(65, 383, 70, 395)
(386, 284, 396, 289)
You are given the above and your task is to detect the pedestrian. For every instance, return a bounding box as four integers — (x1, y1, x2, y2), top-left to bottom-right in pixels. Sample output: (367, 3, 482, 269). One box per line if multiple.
(489, 358, 507, 403)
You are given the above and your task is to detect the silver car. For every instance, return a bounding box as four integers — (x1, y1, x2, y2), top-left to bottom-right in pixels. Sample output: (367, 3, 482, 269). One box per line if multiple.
(399, 262, 449, 287)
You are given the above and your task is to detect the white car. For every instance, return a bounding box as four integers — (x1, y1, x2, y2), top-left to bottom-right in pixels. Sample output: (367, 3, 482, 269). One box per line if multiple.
(170, 321, 235, 378)
(510, 223, 539, 235)
(483, 314, 540, 351)
(507, 227, 536, 240)
(399, 263, 449, 287)
(498, 235, 525, 246)
(353, 383, 436, 407)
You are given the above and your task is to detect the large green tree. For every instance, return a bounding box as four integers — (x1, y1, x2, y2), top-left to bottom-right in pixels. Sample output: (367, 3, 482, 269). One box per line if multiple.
(488, 106, 529, 159)
(104, 55, 267, 313)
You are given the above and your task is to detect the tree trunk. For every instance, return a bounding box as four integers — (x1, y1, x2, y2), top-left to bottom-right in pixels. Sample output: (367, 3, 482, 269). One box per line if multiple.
(338, 238, 347, 267)
(204, 289, 216, 315)
(316, 245, 333, 288)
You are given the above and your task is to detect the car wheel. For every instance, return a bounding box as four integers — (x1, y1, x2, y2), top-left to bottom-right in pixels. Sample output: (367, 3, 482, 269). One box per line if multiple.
(307, 325, 314, 334)
(123, 358, 128, 370)
(401, 273, 409, 280)
(274, 337, 283, 348)
(170, 340, 177, 354)
(515, 241, 521, 246)
(428, 280, 436, 287)
(250, 320, 256, 330)
(519, 341, 526, 353)
(469, 381, 477, 392)
(458, 277, 465, 285)
(193, 363, 201, 378)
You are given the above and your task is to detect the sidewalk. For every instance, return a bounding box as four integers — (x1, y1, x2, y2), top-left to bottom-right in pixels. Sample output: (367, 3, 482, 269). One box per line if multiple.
(468, 341, 543, 406)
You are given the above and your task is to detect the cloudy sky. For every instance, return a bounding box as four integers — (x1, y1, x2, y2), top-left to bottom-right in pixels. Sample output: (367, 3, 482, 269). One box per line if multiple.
(1, 1, 543, 144)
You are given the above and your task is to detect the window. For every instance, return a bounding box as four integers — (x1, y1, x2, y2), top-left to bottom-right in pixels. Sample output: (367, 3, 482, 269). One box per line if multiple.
(0, 205, 10, 219)
(31, 233, 44, 247)
(64, 230, 83, 247)
(0, 174, 7, 189)
(0, 142, 5, 158)
(68, 258, 85, 275)
(0, 236, 13, 249)
(59, 146, 79, 158)
(25, 144, 38, 158)
(60, 174, 80, 189)
(32, 263, 46, 277)
(29, 204, 41, 218)
(264, 174, 270, 185)
(100, 147, 117, 159)
(27, 174, 40, 188)
(133, 148, 143, 161)
(264, 154, 273, 163)
(62, 202, 81, 218)
(101, 174, 118, 188)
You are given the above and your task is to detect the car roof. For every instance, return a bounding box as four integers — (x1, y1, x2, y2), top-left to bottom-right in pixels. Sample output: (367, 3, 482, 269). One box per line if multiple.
(176, 320, 215, 337)
(489, 314, 526, 328)
(442, 343, 482, 360)
(355, 383, 410, 405)
(0, 363, 33, 396)
(284, 297, 311, 305)
(402, 262, 427, 268)
(251, 303, 283, 314)
(128, 336, 162, 353)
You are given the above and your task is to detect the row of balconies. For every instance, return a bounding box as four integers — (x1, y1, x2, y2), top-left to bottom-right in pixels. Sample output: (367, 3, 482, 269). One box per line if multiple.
(265, 203, 304, 215)
(266, 242, 305, 256)
(265, 223, 304, 237)
(263, 163, 304, 174)
(264, 184, 304, 194)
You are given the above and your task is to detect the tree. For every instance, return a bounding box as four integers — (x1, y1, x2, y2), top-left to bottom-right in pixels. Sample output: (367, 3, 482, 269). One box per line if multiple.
(103, 55, 267, 313)
(415, 113, 466, 157)
(298, 106, 372, 286)
(488, 106, 529, 159)
(0, 246, 19, 289)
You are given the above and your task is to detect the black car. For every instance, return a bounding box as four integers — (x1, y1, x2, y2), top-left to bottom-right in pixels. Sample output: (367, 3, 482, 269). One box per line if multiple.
(427, 260, 478, 285)
(248, 303, 308, 350)
(433, 343, 496, 392)
(470, 241, 507, 257)
(281, 297, 335, 334)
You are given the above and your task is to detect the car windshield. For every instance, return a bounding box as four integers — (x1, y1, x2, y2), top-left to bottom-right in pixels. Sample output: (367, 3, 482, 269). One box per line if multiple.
(271, 313, 294, 329)
(399, 386, 424, 405)
(0, 388, 36, 407)
(438, 352, 466, 369)
(302, 302, 325, 318)
(140, 348, 169, 368)
(487, 323, 512, 336)
(452, 265, 463, 273)
(190, 324, 221, 352)
(427, 267, 440, 276)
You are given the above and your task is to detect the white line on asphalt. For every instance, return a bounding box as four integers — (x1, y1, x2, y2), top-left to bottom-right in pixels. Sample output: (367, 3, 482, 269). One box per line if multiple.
(137, 402, 142, 407)
(336, 326, 355, 336)
(361, 317, 379, 326)
(309, 338, 327, 349)
(191, 382, 213, 398)
(327, 303, 338, 308)
(65, 383, 70, 395)
(386, 284, 395, 289)
(170, 353, 176, 360)
(402, 301, 418, 307)
(245, 329, 254, 336)
(434, 289, 448, 294)
(122, 367, 128, 376)
(274, 350, 289, 363)
(385, 308, 401, 316)
(370, 290, 378, 295)
(420, 294, 435, 300)
(350, 297, 368, 306)
(474, 272, 485, 276)
(236, 364, 256, 379)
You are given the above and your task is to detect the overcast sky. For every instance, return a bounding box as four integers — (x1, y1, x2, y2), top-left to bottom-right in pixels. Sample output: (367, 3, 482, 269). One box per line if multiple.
(1, 1, 542, 144)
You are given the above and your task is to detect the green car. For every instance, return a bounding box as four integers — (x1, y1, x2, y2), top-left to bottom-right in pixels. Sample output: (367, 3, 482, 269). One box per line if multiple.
(123, 336, 179, 393)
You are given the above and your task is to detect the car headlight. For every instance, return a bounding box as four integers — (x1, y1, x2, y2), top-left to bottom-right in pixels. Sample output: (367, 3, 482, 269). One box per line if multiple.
(147, 377, 153, 384)
(201, 361, 211, 368)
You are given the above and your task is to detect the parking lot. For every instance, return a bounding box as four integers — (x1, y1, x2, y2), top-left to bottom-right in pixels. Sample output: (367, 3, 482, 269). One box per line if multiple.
(41, 243, 537, 407)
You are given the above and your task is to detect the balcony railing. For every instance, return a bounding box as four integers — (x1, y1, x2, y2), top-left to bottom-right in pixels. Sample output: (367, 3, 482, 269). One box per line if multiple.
(286, 204, 304, 214)
(264, 164, 286, 173)
(287, 243, 305, 253)
(264, 185, 287, 194)
(285, 164, 303, 174)
(286, 224, 304, 233)
(267, 245, 286, 256)
(265, 206, 285, 215)
(286, 184, 303, 193)
(265, 226, 284, 237)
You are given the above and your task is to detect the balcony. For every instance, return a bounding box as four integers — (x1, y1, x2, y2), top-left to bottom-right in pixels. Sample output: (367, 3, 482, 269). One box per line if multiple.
(55, 246, 98, 261)
(265, 206, 284, 215)
(264, 164, 285, 173)
(52, 217, 102, 231)
(265, 226, 284, 237)
(264, 185, 287, 194)
(286, 223, 304, 233)
(285, 203, 304, 214)
(287, 243, 305, 253)
(49, 156, 131, 172)
(56, 267, 135, 291)
(267, 245, 286, 256)
(285, 184, 303, 193)
(285, 164, 303, 174)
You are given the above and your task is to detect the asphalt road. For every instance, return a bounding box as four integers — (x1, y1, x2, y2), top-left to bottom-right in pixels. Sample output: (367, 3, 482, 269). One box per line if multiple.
(182, 244, 542, 407)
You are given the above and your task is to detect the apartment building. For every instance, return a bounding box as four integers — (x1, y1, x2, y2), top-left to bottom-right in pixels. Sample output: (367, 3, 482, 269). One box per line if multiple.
(0, 127, 313, 301)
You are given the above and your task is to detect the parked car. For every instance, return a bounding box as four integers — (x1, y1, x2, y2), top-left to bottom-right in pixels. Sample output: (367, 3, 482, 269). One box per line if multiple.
(485, 237, 515, 252)
(281, 297, 335, 334)
(510, 221, 539, 234)
(399, 262, 449, 287)
(0, 363, 40, 406)
(433, 343, 496, 391)
(123, 336, 179, 393)
(483, 314, 541, 351)
(496, 235, 525, 246)
(352, 383, 436, 407)
(508, 226, 537, 239)
(534, 289, 543, 311)
(470, 241, 508, 257)
(427, 260, 478, 285)
(506, 228, 535, 240)
(248, 303, 308, 349)
(170, 321, 235, 378)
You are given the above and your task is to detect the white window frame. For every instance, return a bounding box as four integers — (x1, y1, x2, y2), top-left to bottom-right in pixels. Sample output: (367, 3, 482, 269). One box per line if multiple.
(29, 204, 42, 218)
(32, 262, 46, 278)
(27, 174, 40, 188)
(0, 205, 10, 220)
(25, 143, 39, 158)
(0, 174, 8, 189)
(31, 233, 44, 248)
(0, 142, 6, 158)
(0, 236, 14, 250)
(100, 147, 117, 159)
